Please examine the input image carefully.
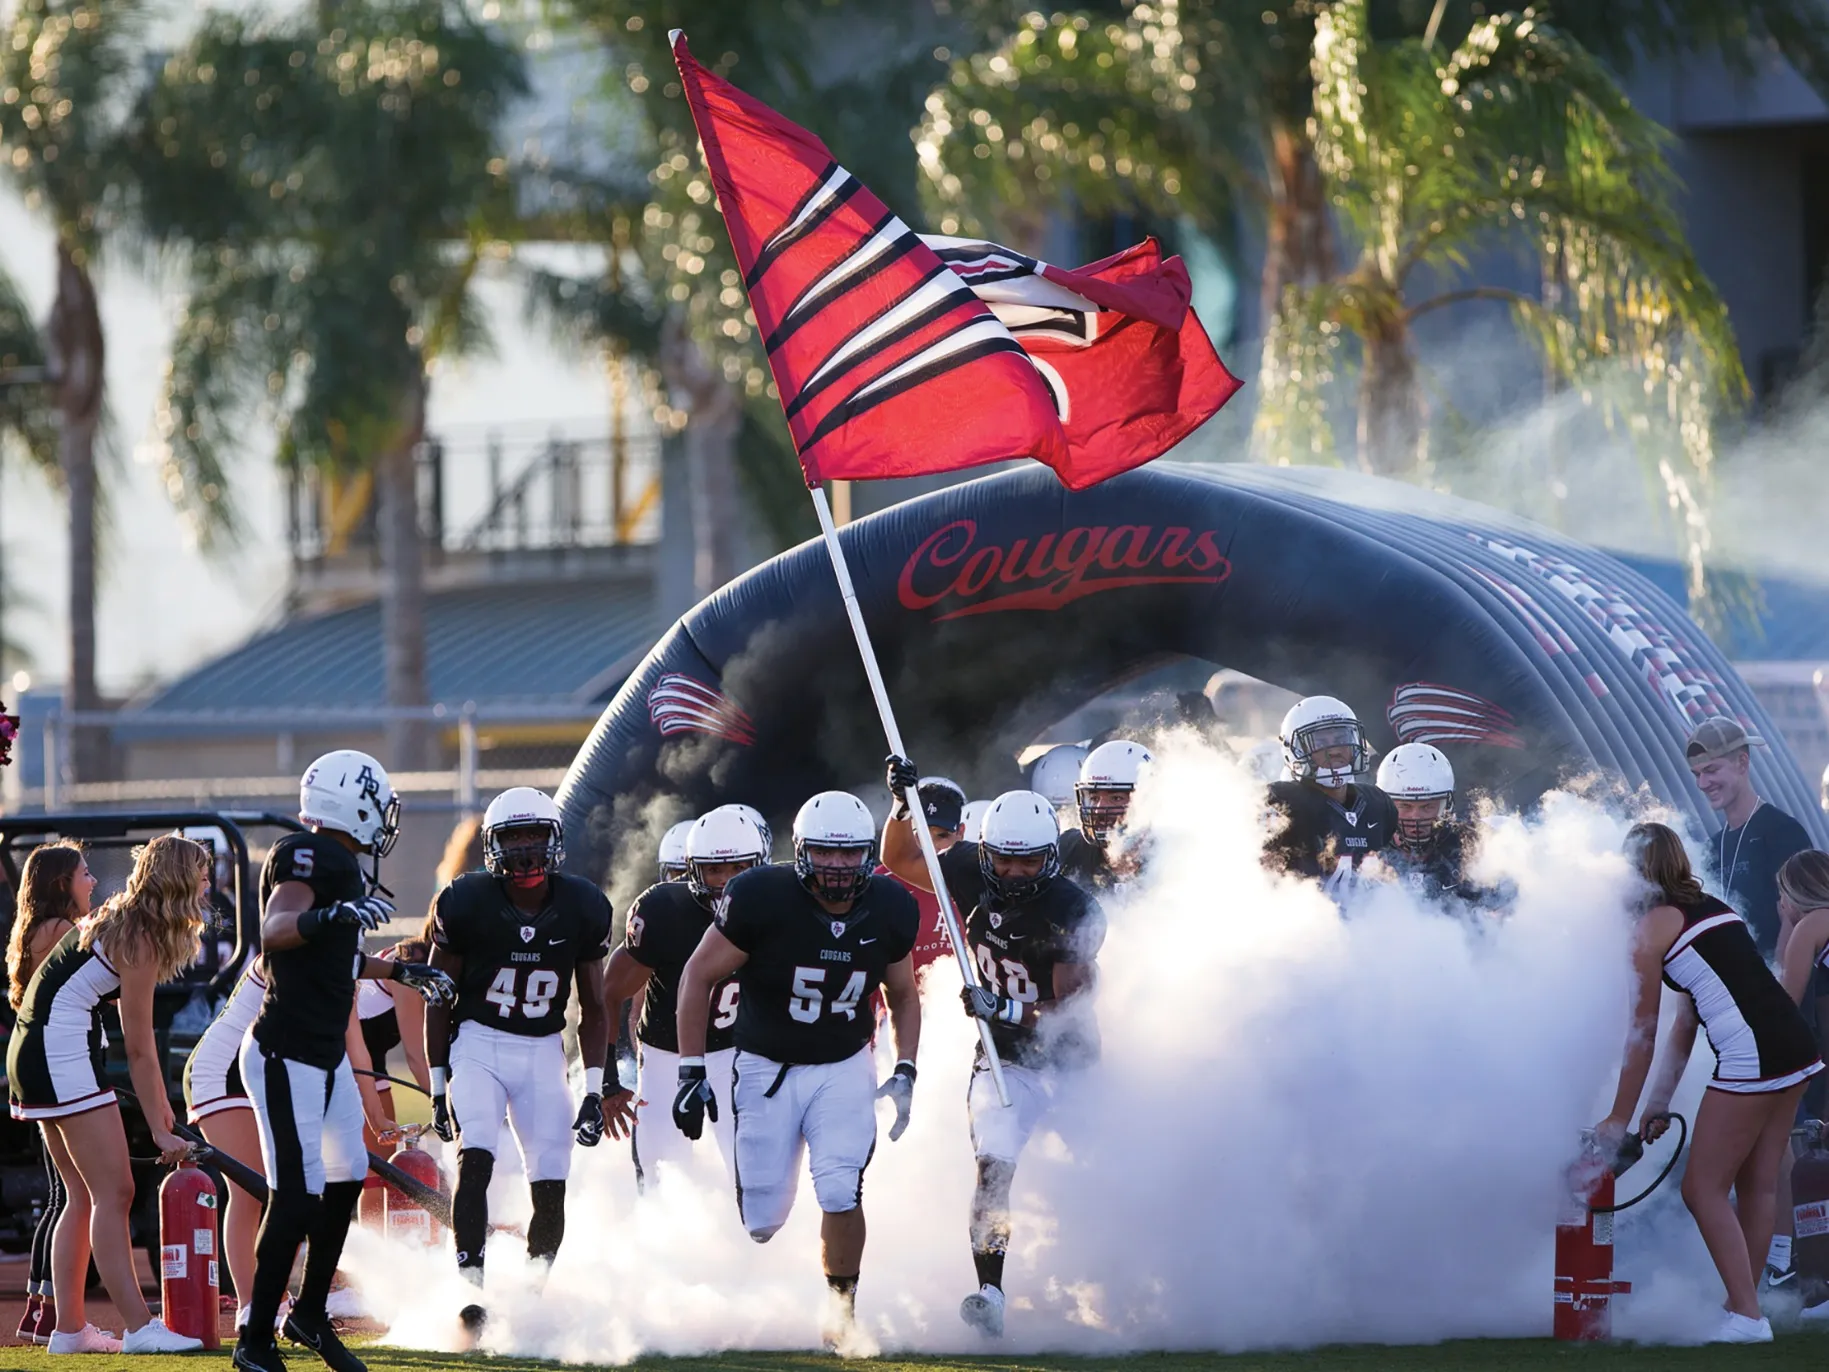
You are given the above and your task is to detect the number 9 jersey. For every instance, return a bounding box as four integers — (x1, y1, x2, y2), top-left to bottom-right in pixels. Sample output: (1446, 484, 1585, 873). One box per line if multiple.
(432, 870, 612, 1036)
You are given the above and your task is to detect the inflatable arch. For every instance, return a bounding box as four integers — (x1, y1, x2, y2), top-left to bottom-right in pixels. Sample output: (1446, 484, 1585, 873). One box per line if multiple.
(557, 463, 1826, 883)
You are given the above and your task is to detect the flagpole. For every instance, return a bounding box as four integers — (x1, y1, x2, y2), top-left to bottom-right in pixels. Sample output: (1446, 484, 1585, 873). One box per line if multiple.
(809, 483, 1012, 1106)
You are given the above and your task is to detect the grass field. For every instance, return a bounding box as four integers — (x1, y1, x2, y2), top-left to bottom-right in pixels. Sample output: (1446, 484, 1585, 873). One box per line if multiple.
(10, 1337, 1829, 1372)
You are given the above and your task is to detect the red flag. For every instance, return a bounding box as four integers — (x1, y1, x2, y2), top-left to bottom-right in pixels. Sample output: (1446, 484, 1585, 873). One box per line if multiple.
(670, 33, 1239, 491)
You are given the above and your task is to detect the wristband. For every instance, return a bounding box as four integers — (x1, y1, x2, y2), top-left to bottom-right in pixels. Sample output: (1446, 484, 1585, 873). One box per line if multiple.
(678, 1055, 706, 1075)
(431, 1067, 448, 1095)
(296, 906, 329, 941)
(889, 794, 912, 822)
(584, 1066, 605, 1097)
(894, 1059, 917, 1081)
(997, 999, 1023, 1025)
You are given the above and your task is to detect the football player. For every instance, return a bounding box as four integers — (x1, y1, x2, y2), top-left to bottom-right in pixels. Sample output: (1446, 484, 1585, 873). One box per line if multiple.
(1263, 696, 1399, 886)
(603, 807, 768, 1185)
(883, 782, 1104, 1339)
(234, 752, 454, 1372)
(673, 791, 922, 1348)
(424, 787, 632, 1328)
(1375, 743, 1489, 906)
(876, 776, 969, 972)
(1066, 740, 1152, 888)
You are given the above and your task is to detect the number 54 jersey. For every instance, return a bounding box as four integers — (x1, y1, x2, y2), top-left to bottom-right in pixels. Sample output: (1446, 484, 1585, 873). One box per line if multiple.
(432, 871, 612, 1037)
(716, 865, 919, 1065)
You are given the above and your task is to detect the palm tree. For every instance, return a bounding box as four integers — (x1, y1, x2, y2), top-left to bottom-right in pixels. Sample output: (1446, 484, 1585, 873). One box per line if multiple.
(135, 1, 525, 769)
(0, 0, 156, 779)
(1272, 0, 1742, 478)
(0, 261, 57, 678)
(536, 1, 969, 580)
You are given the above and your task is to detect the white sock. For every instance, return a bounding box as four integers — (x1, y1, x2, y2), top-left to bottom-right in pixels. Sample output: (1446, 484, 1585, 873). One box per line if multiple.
(1770, 1235, 1793, 1269)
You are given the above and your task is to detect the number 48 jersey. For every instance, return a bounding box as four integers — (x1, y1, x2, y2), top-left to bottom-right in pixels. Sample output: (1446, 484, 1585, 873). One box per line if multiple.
(716, 865, 919, 1065)
(432, 871, 612, 1038)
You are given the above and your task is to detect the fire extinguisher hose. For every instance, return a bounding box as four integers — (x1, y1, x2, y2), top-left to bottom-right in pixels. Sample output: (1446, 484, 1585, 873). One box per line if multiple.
(1593, 1112, 1688, 1215)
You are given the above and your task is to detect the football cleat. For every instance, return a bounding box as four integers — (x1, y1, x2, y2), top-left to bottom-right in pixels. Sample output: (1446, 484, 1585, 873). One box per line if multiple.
(1762, 1262, 1798, 1291)
(284, 1311, 366, 1372)
(458, 1303, 489, 1349)
(960, 1283, 1006, 1338)
(231, 1339, 289, 1372)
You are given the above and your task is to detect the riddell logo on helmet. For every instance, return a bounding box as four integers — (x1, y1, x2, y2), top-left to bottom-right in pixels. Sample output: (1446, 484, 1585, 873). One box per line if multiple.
(898, 519, 1229, 620)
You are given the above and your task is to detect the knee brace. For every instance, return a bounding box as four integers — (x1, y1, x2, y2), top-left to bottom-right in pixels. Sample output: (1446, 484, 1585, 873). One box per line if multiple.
(813, 1167, 864, 1215)
(453, 1149, 496, 1271)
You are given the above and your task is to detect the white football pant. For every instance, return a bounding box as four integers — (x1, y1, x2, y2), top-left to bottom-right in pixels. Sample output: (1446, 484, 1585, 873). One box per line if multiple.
(731, 1046, 876, 1242)
(448, 1021, 575, 1182)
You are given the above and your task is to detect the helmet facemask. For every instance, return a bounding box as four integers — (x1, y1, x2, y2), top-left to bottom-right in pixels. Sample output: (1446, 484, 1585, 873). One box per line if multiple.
(486, 821, 563, 889)
(795, 840, 875, 905)
(979, 841, 1061, 904)
(1075, 784, 1133, 847)
(1290, 720, 1369, 788)
(688, 855, 759, 904)
(1392, 795, 1452, 851)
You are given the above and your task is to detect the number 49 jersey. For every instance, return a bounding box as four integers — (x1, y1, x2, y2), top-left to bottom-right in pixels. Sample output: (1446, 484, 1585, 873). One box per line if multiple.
(432, 871, 612, 1038)
(716, 865, 919, 1065)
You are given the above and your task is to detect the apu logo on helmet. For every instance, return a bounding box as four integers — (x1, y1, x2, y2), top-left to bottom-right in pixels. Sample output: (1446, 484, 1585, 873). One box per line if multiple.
(646, 674, 757, 746)
(1387, 682, 1524, 749)
(898, 519, 1229, 620)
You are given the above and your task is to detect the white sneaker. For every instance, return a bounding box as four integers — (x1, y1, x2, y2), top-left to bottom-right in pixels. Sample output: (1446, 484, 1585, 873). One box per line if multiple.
(324, 1286, 368, 1319)
(47, 1323, 124, 1354)
(1802, 1297, 1829, 1323)
(960, 1283, 1006, 1338)
(1712, 1310, 1774, 1344)
(122, 1317, 206, 1353)
(235, 1298, 292, 1332)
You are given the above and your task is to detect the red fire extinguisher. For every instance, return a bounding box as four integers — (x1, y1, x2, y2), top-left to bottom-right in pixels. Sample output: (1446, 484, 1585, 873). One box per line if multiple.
(1553, 1113, 1686, 1341)
(359, 1168, 388, 1230)
(1791, 1119, 1829, 1310)
(159, 1159, 221, 1349)
(384, 1125, 446, 1248)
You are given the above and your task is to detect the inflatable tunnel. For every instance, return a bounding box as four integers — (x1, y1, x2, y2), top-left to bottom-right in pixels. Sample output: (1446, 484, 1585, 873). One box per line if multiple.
(557, 462, 1827, 883)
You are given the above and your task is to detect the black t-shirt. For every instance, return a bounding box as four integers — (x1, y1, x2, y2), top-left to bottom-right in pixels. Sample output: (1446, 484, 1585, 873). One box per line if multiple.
(1264, 780, 1399, 879)
(716, 865, 918, 1065)
(939, 841, 1106, 1069)
(251, 832, 368, 1070)
(432, 872, 611, 1039)
(1712, 803, 1814, 960)
(625, 880, 738, 1055)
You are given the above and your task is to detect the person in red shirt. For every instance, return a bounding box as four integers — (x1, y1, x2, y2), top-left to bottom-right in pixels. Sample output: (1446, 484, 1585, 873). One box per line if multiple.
(876, 777, 968, 972)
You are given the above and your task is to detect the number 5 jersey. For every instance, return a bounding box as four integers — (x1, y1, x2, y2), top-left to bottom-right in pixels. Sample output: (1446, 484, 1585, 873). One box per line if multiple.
(623, 879, 741, 1055)
(432, 870, 612, 1036)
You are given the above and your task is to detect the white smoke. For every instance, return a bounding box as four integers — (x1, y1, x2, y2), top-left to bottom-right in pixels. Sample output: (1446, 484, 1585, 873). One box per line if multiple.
(340, 735, 1733, 1357)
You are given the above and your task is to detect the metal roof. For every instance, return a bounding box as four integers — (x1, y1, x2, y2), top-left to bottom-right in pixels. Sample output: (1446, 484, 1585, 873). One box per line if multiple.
(132, 578, 660, 719)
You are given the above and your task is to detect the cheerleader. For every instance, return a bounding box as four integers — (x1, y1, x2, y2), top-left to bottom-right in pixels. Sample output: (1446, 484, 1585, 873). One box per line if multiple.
(6, 835, 211, 1354)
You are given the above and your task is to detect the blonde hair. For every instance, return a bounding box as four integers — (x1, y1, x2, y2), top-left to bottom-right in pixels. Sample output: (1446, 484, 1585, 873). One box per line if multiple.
(1627, 821, 1705, 907)
(7, 842, 85, 1009)
(81, 835, 207, 981)
(436, 816, 484, 888)
(1779, 850, 1829, 913)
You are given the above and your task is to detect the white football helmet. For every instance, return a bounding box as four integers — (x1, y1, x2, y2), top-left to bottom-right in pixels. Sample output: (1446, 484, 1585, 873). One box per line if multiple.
(1280, 696, 1371, 788)
(961, 799, 991, 842)
(482, 787, 565, 887)
(300, 750, 399, 855)
(1029, 744, 1089, 808)
(978, 789, 1061, 903)
(716, 803, 773, 858)
(1378, 743, 1455, 849)
(658, 820, 693, 882)
(1076, 739, 1152, 846)
(792, 791, 877, 904)
(685, 809, 768, 901)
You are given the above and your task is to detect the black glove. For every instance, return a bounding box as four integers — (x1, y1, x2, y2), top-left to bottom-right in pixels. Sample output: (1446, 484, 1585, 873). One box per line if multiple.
(961, 983, 1022, 1025)
(673, 1062, 717, 1140)
(876, 1060, 916, 1142)
(299, 895, 394, 940)
(885, 754, 919, 810)
(391, 961, 456, 1005)
(432, 1092, 454, 1143)
(573, 1093, 605, 1148)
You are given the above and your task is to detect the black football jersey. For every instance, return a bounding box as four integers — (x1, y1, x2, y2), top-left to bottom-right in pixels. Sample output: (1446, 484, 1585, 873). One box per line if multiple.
(1386, 823, 1503, 911)
(251, 831, 369, 1070)
(939, 842, 1106, 1069)
(715, 865, 918, 1065)
(432, 871, 611, 1039)
(624, 880, 739, 1055)
(1057, 829, 1113, 889)
(1264, 779, 1399, 879)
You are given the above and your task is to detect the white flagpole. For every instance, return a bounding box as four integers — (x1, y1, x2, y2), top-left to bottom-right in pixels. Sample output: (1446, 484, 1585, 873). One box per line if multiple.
(809, 484, 1012, 1106)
